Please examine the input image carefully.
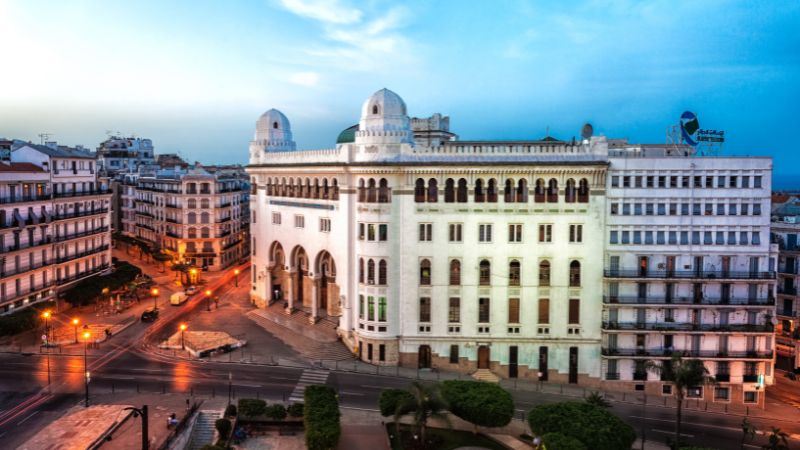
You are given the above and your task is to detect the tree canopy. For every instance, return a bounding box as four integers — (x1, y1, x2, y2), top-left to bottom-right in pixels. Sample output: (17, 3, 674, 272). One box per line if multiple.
(440, 380, 514, 429)
(528, 401, 636, 450)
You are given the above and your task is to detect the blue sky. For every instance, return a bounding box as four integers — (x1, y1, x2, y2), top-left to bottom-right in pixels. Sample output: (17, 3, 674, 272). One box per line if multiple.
(1, 0, 798, 186)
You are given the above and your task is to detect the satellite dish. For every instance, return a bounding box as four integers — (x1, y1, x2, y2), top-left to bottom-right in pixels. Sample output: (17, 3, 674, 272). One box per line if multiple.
(580, 123, 593, 140)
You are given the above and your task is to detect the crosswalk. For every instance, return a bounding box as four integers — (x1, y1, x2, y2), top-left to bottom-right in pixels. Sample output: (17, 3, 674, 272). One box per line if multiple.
(289, 369, 330, 403)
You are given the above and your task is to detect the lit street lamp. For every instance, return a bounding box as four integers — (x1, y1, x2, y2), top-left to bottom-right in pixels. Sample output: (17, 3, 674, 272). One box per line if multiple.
(233, 269, 240, 287)
(205, 289, 212, 312)
(189, 268, 197, 285)
(72, 318, 80, 344)
(150, 287, 159, 310)
(179, 323, 187, 350)
(41, 311, 52, 389)
(123, 405, 149, 450)
(82, 326, 91, 407)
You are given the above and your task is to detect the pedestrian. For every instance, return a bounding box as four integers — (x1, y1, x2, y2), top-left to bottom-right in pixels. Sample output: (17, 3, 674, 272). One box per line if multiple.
(214, 296, 219, 309)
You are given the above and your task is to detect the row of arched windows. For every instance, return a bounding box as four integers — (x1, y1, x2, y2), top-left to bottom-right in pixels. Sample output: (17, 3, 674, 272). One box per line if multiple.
(357, 178, 391, 203)
(358, 258, 388, 285)
(265, 177, 340, 200)
(418, 259, 581, 287)
(187, 227, 211, 238)
(187, 199, 211, 209)
(187, 212, 210, 224)
(415, 178, 589, 204)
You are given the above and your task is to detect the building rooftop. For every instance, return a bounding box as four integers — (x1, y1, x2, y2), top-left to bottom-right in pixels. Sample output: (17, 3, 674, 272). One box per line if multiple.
(17, 142, 96, 159)
(0, 161, 46, 172)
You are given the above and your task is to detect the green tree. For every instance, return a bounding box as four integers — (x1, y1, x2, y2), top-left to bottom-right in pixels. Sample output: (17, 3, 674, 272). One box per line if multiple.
(214, 418, 232, 440)
(542, 432, 587, 450)
(440, 380, 514, 432)
(153, 252, 172, 273)
(585, 391, 611, 409)
(171, 263, 191, 285)
(379, 388, 414, 417)
(393, 382, 450, 448)
(527, 401, 635, 450)
(762, 427, 789, 450)
(741, 418, 757, 449)
(647, 354, 715, 449)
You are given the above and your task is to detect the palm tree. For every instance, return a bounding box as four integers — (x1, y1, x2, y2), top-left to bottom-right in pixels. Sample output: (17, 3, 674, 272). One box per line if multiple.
(646, 353, 715, 449)
(393, 382, 450, 448)
(741, 418, 757, 449)
(585, 391, 611, 409)
(762, 427, 789, 450)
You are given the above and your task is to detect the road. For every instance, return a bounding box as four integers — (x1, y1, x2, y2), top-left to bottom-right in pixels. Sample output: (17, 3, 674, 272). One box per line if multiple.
(0, 266, 799, 449)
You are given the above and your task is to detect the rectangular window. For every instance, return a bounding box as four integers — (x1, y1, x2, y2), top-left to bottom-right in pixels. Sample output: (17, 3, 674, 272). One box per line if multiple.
(378, 224, 388, 241)
(538, 298, 550, 324)
(358, 223, 365, 240)
(610, 231, 618, 244)
(645, 203, 654, 215)
(705, 203, 713, 215)
(728, 231, 736, 245)
(740, 231, 748, 245)
(294, 215, 304, 228)
(633, 231, 642, 244)
(319, 218, 331, 232)
(681, 203, 689, 215)
(479, 224, 493, 243)
(718, 176, 725, 188)
(694, 175, 702, 187)
(478, 298, 490, 323)
(753, 203, 761, 215)
(742, 204, 749, 215)
(658, 176, 666, 188)
(634, 203, 642, 215)
(692, 231, 701, 245)
(610, 203, 619, 215)
(378, 297, 387, 322)
(621, 231, 630, 244)
(657, 231, 665, 245)
(368, 224, 375, 241)
(669, 203, 677, 215)
(742, 176, 750, 188)
(449, 223, 463, 242)
(568, 299, 580, 324)
(682, 176, 690, 188)
(754, 176, 762, 188)
(359, 295, 364, 319)
(419, 297, 431, 323)
(449, 345, 459, 364)
(448, 297, 460, 323)
(367, 296, 375, 321)
(538, 224, 552, 242)
(669, 231, 677, 244)
(717, 204, 725, 215)
(508, 298, 520, 324)
(680, 231, 689, 245)
(634, 176, 642, 187)
(716, 231, 724, 245)
(692, 203, 701, 216)
(645, 231, 654, 245)
(419, 223, 433, 241)
(611, 176, 619, 187)
(657, 203, 666, 215)
(729, 204, 738, 215)
(569, 224, 583, 243)
(271, 212, 281, 224)
(508, 224, 523, 243)
(622, 204, 631, 215)
(752, 232, 760, 245)
(623, 176, 630, 187)
(729, 176, 737, 188)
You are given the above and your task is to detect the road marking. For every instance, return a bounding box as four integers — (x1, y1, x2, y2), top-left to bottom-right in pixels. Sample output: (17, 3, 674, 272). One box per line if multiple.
(360, 385, 391, 390)
(652, 429, 694, 438)
(267, 376, 295, 381)
(629, 416, 740, 433)
(18, 411, 39, 425)
(289, 369, 330, 402)
(233, 383, 262, 388)
(339, 391, 365, 396)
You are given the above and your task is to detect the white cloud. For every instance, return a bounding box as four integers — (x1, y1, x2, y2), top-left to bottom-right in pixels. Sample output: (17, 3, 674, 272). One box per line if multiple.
(288, 71, 321, 86)
(278, 0, 362, 24)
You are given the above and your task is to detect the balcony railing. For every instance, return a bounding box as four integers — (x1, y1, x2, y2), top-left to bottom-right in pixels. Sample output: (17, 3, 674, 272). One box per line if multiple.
(223, 239, 242, 250)
(165, 203, 180, 209)
(139, 224, 155, 232)
(165, 217, 181, 224)
(3, 236, 53, 253)
(216, 230, 231, 238)
(55, 244, 110, 264)
(778, 286, 798, 296)
(602, 295, 774, 306)
(777, 309, 799, 318)
(601, 348, 774, 359)
(53, 226, 109, 243)
(605, 372, 620, 380)
(216, 216, 232, 224)
(136, 211, 155, 218)
(604, 269, 775, 280)
(716, 374, 730, 382)
(52, 208, 109, 221)
(0, 193, 51, 205)
(742, 374, 758, 383)
(0, 260, 51, 278)
(601, 321, 773, 333)
(633, 372, 648, 381)
(779, 265, 798, 275)
(56, 264, 110, 285)
(166, 231, 181, 238)
(53, 189, 110, 199)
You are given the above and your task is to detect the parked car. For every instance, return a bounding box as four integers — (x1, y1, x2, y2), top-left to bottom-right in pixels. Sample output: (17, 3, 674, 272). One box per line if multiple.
(141, 308, 159, 322)
(170, 292, 188, 305)
(185, 286, 197, 295)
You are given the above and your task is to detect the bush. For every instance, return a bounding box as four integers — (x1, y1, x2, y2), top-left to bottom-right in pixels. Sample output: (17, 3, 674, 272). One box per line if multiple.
(378, 389, 415, 417)
(528, 402, 635, 450)
(265, 404, 287, 420)
(543, 432, 587, 450)
(224, 404, 237, 417)
(199, 445, 225, 450)
(237, 398, 266, 417)
(214, 418, 232, 440)
(440, 380, 514, 429)
(62, 261, 142, 306)
(287, 402, 304, 417)
(304, 385, 341, 450)
(0, 301, 56, 337)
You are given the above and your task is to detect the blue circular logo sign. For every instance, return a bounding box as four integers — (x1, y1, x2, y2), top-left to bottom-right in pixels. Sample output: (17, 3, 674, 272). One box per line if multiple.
(680, 111, 700, 146)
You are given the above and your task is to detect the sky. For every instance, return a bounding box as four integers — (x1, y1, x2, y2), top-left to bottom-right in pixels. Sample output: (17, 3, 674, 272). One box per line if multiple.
(1, 0, 798, 186)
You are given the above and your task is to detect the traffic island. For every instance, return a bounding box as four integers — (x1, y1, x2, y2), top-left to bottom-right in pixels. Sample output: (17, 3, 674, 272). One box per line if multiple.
(18, 404, 134, 450)
(159, 330, 246, 357)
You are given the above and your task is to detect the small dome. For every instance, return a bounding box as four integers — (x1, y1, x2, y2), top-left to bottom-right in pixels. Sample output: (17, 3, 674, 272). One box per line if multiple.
(336, 124, 359, 144)
(360, 88, 407, 119)
(255, 109, 292, 142)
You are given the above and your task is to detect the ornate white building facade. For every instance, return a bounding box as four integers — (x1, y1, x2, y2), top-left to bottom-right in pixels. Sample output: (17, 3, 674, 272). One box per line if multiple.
(247, 89, 775, 405)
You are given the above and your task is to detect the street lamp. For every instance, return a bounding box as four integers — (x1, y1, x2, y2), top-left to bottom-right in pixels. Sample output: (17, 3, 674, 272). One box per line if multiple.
(82, 327, 91, 407)
(205, 289, 212, 312)
(179, 323, 187, 350)
(228, 372, 233, 406)
(189, 268, 197, 285)
(41, 311, 52, 389)
(122, 405, 149, 450)
(150, 288, 159, 310)
(233, 269, 240, 287)
(72, 318, 80, 344)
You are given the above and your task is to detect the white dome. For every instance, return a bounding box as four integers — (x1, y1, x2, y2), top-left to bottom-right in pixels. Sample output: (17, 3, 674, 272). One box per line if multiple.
(255, 109, 293, 143)
(360, 88, 407, 119)
(357, 88, 412, 145)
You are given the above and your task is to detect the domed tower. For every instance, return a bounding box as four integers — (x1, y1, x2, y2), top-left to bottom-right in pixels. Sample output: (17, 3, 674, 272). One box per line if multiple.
(249, 109, 296, 164)
(355, 88, 413, 145)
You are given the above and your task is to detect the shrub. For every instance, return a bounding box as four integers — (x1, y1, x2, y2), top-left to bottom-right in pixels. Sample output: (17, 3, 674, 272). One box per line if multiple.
(237, 398, 266, 417)
(224, 404, 237, 417)
(287, 402, 304, 417)
(378, 389, 415, 417)
(265, 404, 287, 420)
(528, 402, 635, 450)
(543, 432, 587, 450)
(199, 445, 225, 450)
(585, 391, 611, 408)
(62, 261, 142, 306)
(0, 301, 56, 337)
(214, 418, 232, 440)
(440, 380, 514, 429)
(304, 385, 341, 450)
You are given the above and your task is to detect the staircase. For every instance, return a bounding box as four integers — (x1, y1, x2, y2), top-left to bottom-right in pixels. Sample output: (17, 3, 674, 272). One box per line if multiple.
(188, 410, 223, 450)
(247, 309, 354, 361)
(472, 369, 500, 383)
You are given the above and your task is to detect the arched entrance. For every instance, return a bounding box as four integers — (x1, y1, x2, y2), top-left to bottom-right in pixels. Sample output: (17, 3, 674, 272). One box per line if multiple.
(268, 242, 286, 302)
(477, 345, 490, 369)
(418, 345, 432, 369)
(288, 246, 309, 311)
(314, 251, 339, 317)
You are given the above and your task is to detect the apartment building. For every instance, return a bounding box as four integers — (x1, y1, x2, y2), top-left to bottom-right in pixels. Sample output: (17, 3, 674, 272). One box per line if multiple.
(770, 195, 800, 373)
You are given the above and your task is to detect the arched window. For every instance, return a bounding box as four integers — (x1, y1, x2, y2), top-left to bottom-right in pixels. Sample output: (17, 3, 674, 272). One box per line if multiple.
(509, 260, 521, 286)
(449, 259, 461, 286)
(332, 179, 340, 200)
(358, 179, 366, 202)
(359, 258, 364, 283)
(200, 212, 209, 224)
(487, 178, 498, 202)
(367, 179, 377, 203)
(578, 178, 589, 203)
(201, 198, 209, 209)
(415, 178, 426, 203)
(539, 260, 551, 286)
(280, 178, 287, 196)
(188, 227, 197, 238)
(504, 179, 515, 202)
(378, 260, 387, 285)
(372, 104, 379, 115)
(273, 121, 279, 129)
(188, 212, 196, 224)
(420, 259, 431, 285)
(444, 179, 455, 203)
(457, 178, 468, 202)
(517, 178, 528, 203)
(565, 179, 576, 203)
(474, 179, 485, 202)
(367, 259, 375, 285)
(534, 179, 545, 203)
(316, 179, 323, 199)
(201, 227, 209, 238)
(569, 260, 581, 287)
(427, 179, 438, 202)
(547, 178, 558, 203)
(479, 260, 491, 286)
(378, 178, 390, 203)
(188, 199, 197, 209)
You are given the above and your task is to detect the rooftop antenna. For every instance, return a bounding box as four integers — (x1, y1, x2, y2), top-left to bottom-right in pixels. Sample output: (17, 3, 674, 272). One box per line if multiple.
(37, 133, 52, 144)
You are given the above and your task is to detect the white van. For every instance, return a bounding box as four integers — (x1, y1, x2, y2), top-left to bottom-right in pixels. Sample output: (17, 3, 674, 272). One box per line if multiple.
(170, 292, 188, 305)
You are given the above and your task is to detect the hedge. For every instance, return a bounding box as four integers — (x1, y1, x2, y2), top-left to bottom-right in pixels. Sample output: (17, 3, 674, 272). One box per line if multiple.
(237, 398, 266, 417)
(287, 402, 304, 417)
(0, 301, 56, 337)
(304, 385, 341, 450)
(215, 418, 231, 440)
(528, 402, 636, 450)
(378, 388, 415, 417)
(440, 380, 514, 428)
(543, 432, 587, 450)
(265, 404, 287, 420)
(62, 261, 142, 306)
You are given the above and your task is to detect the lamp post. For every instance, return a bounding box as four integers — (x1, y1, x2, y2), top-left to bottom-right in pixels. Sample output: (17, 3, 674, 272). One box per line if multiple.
(72, 318, 80, 344)
(123, 405, 149, 450)
(189, 268, 197, 286)
(205, 289, 212, 312)
(41, 311, 52, 389)
(150, 287, 159, 310)
(233, 269, 240, 287)
(179, 323, 187, 350)
(82, 327, 91, 407)
(228, 371, 233, 406)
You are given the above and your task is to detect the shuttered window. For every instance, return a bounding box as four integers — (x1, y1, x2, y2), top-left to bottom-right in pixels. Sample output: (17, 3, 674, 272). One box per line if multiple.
(538, 298, 550, 324)
(569, 299, 580, 324)
(508, 298, 520, 324)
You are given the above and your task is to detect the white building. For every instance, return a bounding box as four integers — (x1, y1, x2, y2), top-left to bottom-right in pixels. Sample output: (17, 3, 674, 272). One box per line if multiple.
(247, 89, 775, 405)
(96, 136, 155, 174)
(770, 196, 800, 373)
(1, 142, 112, 314)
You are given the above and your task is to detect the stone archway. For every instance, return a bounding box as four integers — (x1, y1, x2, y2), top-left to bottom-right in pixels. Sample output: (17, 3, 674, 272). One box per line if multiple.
(268, 241, 287, 303)
(314, 250, 340, 319)
(287, 245, 310, 313)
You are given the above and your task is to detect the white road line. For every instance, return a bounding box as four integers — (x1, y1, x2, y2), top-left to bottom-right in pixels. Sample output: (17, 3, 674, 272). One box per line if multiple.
(652, 429, 694, 438)
(18, 411, 39, 425)
(233, 383, 262, 388)
(629, 415, 740, 433)
(339, 391, 365, 396)
(360, 385, 391, 390)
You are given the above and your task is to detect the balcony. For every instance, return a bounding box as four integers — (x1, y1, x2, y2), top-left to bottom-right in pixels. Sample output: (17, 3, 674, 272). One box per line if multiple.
(601, 348, 774, 359)
(777, 309, 798, 318)
(216, 216, 232, 224)
(0, 260, 51, 278)
(165, 217, 181, 224)
(604, 269, 775, 281)
(218, 202, 232, 208)
(138, 198, 155, 205)
(602, 295, 774, 306)
(56, 264, 110, 286)
(165, 203, 180, 209)
(3, 236, 53, 254)
(601, 321, 773, 333)
(742, 374, 759, 383)
(223, 238, 243, 250)
(52, 208, 109, 221)
(138, 223, 156, 232)
(166, 230, 181, 238)
(55, 244, 110, 264)
(0, 193, 51, 205)
(778, 286, 797, 296)
(779, 265, 798, 275)
(53, 226, 109, 243)
(216, 229, 231, 238)
(716, 374, 730, 382)
(53, 189, 111, 199)
(136, 211, 155, 218)
(633, 371, 648, 381)
(605, 372, 620, 380)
